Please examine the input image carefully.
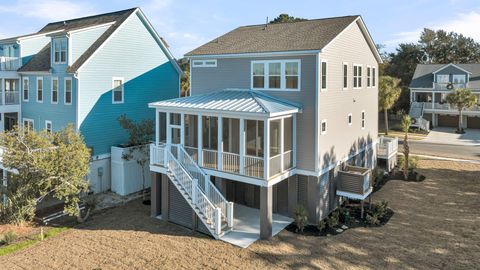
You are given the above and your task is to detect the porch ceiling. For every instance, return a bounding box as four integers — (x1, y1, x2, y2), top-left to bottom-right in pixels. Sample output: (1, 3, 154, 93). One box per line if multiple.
(149, 89, 302, 118)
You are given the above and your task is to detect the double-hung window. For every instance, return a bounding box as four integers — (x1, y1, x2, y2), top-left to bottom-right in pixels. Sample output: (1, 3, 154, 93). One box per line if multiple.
(437, 74, 449, 84)
(51, 78, 58, 104)
(361, 111, 366, 129)
(372, 67, 376, 87)
(23, 118, 34, 132)
(45, 121, 52, 133)
(321, 119, 327, 135)
(23, 78, 29, 101)
(321, 61, 327, 91)
(353, 65, 362, 88)
(112, 77, 124, 104)
(53, 39, 67, 64)
(64, 78, 72, 105)
(348, 113, 353, 126)
(36, 77, 43, 102)
(251, 60, 300, 90)
(343, 63, 348, 89)
(453, 75, 466, 84)
(367, 66, 371, 87)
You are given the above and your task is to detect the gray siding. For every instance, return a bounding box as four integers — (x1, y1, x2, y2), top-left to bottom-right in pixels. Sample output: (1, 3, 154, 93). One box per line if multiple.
(318, 20, 379, 171)
(191, 55, 317, 171)
(168, 182, 193, 228)
(435, 66, 469, 83)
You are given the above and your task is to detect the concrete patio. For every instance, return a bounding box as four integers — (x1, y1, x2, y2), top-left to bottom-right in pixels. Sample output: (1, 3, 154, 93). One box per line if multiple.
(422, 127, 480, 146)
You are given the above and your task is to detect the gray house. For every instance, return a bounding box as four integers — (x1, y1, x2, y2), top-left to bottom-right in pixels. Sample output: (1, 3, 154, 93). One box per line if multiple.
(148, 15, 382, 246)
(410, 63, 480, 129)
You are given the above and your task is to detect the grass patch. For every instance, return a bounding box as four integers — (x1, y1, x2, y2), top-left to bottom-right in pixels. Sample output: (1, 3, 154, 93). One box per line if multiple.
(378, 130, 426, 140)
(0, 227, 69, 257)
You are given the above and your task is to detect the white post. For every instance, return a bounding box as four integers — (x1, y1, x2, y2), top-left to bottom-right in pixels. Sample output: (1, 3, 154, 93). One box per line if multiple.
(227, 202, 234, 228)
(155, 110, 159, 146)
(192, 178, 198, 205)
(239, 118, 245, 175)
(410, 90, 413, 103)
(293, 115, 297, 167)
(431, 91, 435, 109)
(1, 78, 4, 105)
(215, 207, 222, 236)
(217, 116, 223, 171)
(280, 117, 284, 171)
(264, 119, 270, 179)
(198, 114, 203, 166)
(165, 112, 171, 163)
(180, 112, 185, 145)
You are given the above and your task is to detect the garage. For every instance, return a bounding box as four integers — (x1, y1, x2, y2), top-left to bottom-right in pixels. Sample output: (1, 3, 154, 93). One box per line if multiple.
(437, 115, 458, 128)
(467, 116, 480, 129)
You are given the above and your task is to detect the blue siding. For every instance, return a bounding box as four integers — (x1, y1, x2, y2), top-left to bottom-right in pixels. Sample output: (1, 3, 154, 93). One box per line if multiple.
(70, 25, 109, 64)
(78, 12, 179, 155)
(20, 36, 50, 64)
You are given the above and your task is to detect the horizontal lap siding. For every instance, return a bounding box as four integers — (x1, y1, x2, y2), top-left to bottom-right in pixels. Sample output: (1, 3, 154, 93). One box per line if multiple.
(70, 25, 109, 63)
(78, 13, 179, 155)
(318, 21, 379, 170)
(191, 55, 317, 171)
(20, 36, 51, 64)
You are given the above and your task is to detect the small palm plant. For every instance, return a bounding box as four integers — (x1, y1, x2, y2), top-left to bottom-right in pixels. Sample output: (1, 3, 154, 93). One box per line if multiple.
(401, 115, 412, 180)
(446, 89, 477, 134)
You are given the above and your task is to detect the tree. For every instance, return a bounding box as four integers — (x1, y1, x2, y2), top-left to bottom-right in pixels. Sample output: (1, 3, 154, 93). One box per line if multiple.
(379, 76, 402, 135)
(118, 115, 154, 202)
(269, 14, 307, 24)
(178, 58, 190, 97)
(446, 89, 478, 133)
(401, 115, 412, 180)
(0, 125, 91, 224)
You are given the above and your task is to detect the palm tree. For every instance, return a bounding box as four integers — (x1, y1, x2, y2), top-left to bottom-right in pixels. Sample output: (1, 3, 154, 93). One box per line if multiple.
(446, 89, 477, 134)
(401, 115, 412, 180)
(379, 76, 402, 135)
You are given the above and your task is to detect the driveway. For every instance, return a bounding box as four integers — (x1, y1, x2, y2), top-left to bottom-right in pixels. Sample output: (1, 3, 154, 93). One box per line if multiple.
(422, 127, 480, 146)
(1, 159, 479, 269)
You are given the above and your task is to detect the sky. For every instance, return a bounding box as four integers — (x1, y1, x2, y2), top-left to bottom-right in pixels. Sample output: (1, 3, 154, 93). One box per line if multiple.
(1, 0, 480, 58)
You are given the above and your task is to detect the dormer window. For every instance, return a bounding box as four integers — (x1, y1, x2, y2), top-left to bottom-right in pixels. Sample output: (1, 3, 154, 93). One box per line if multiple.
(437, 74, 449, 84)
(53, 39, 67, 64)
(453, 75, 466, 84)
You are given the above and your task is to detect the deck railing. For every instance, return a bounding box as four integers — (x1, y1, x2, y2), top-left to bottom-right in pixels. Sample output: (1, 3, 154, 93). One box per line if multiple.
(269, 154, 282, 177)
(222, 152, 240, 173)
(4, 91, 20, 105)
(433, 83, 466, 90)
(283, 150, 293, 171)
(0, 57, 21, 71)
(244, 155, 264, 178)
(377, 136, 398, 158)
(202, 149, 218, 170)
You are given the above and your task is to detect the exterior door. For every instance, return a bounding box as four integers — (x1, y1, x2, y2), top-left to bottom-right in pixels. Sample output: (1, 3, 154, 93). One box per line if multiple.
(467, 116, 480, 129)
(171, 127, 181, 144)
(437, 115, 458, 128)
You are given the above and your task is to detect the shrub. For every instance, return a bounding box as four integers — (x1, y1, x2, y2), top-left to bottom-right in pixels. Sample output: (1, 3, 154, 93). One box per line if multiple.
(317, 219, 326, 232)
(366, 213, 380, 225)
(2, 231, 18, 245)
(372, 200, 389, 219)
(398, 156, 418, 172)
(294, 205, 308, 233)
(372, 167, 385, 187)
(327, 210, 340, 228)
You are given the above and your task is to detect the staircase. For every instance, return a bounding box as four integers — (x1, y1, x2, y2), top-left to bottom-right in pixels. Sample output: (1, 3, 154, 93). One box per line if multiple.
(409, 102, 430, 132)
(152, 143, 233, 239)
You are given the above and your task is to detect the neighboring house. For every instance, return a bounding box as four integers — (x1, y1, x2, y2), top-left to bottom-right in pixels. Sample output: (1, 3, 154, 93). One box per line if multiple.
(409, 63, 480, 129)
(148, 15, 382, 244)
(0, 8, 181, 193)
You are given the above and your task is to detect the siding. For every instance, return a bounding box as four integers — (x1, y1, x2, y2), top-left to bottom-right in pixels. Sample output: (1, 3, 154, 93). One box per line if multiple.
(20, 36, 51, 64)
(318, 20, 379, 170)
(435, 65, 469, 82)
(191, 55, 317, 171)
(78, 12, 179, 155)
(70, 25, 109, 64)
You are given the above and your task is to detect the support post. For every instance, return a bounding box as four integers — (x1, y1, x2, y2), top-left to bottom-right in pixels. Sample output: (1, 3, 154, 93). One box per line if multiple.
(280, 117, 284, 171)
(214, 207, 222, 236)
(227, 202, 234, 228)
(150, 173, 161, 217)
(218, 116, 223, 171)
(264, 119, 270, 179)
(431, 91, 435, 109)
(198, 114, 203, 166)
(260, 185, 273, 239)
(161, 173, 169, 221)
(180, 112, 185, 145)
(239, 118, 245, 175)
(155, 111, 159, 146)
(361, 200, 364, 219)
(292, 115, 297, 167)
(165, 112, 171, 163)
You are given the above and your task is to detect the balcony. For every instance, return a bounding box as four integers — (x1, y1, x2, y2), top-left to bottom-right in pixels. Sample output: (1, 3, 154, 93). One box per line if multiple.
(3, 91, 20, 105)
(433, 83, 466, 90)
(336, 165, 372, 200)
(0, 57, 21, 71)
(423, 102, 480, 112)
(377, 136, 398, 159)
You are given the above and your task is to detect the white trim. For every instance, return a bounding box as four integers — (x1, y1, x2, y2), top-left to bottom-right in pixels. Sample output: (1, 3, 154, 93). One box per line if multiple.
(52, 38, 68, 64)
(75, 73, 80, 130)
(22, 118, 34, 131)
(320, 119, 327, 135)
(187, 50, 320, 59)
(353, 64, 362, 89)
(64, 77, 72, 105)
(112, 77, 124, 104)
(36, 77, 43, 103)
(51, 77, 59, 104)
(17, 71, 51, 75)
(366, 66, 371, 88)
(67, 22, 115, 35)
(432, 63, 472, 75)
(250, 59, 301, 91)
(0, 30, 64, 43)
(348, 113, 353, 126)
(336, 188, 372, 200)
(22, 77, 29, 102)
(372, 66, 377, 87)
(361, 110, 366, 129)
(45, 120, 52, 133)
(320, 59, 327, 92)
(342, 62, 348, 90)
(192, 59, 217, 67)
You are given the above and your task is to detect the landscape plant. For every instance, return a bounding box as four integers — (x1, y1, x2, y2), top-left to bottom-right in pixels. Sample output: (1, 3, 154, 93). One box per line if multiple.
(446, 89, 477, 134)
(1, 231, 18, 245)
(316, 219, 326, 232)
(294, 205, 308, 233)
(401, 114, 412, 180)
(379, 76, 402, 135)
(327, 209, 340, 228)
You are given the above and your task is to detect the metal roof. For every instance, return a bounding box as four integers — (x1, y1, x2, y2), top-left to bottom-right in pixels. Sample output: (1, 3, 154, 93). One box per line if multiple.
(149, 89, 302, 117)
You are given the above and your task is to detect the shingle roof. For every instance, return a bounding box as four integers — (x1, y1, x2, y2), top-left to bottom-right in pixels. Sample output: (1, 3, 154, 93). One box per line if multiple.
(185, 16, 359, 56)
(410, 64, 480, 89)
(149, 89, 302, 117)
(18, 8, 137, 73)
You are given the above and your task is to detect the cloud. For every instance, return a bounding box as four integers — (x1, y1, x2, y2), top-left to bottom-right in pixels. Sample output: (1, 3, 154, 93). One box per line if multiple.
(0, 0, 96, 21)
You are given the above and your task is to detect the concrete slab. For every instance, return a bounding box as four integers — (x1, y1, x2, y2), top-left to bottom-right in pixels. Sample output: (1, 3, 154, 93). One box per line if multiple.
(422, 127, 480, 146)
(220, 204, 293, 248)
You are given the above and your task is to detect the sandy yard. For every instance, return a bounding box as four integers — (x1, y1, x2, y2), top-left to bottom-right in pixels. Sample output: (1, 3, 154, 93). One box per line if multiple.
(1, 159, 479, 270)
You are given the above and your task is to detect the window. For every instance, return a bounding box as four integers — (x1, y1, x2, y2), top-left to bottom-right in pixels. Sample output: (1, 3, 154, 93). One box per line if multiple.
(437, 74, 449, 84)
(23, 78, 29, 101)
(343, 63, 348, 89)
(23, 118, 34, 132)
(112, 77, 124, 104)
(367, 66, 371, 87)
(361, 111, 365, 129)
(36, 77, 43, 102)
(192, 59, 217, 67)
(51, 78, 58, 104)
(321, 120, 327, 135)
(321, 61, 327, 91)
(53, 39, 67, 63)
(353, 65, 362, 88)
(348, 113, 352, 126)
(251, 60, 300, 90)
(64, 78, 72, 104)
(372, 67, 376, 87)
(453, 75, 466, 84)
(45, 121, 52, 133)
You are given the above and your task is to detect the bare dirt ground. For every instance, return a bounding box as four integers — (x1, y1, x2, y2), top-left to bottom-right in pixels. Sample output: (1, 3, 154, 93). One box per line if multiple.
(1, 159, 479, 270)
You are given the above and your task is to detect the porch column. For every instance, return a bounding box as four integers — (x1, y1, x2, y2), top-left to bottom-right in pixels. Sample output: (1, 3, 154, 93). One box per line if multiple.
(431, 92, 435, 109)
(239, 118, 245, 174)
(165, 112, 171, 161)
(1, 78, 4, 105)
(217, 116, 223, 171)
(161, 173, 169, 220)
(150, 172, 161, 217)
(280, 118, 284, 171)
(198, 114, 203, 166)
(180, 112, 185, 145)
(155, 110, 159, 146)
(292, 115, 297, 167)
(410, 90, 413, 103)
(264, 119, 270, 179)
(260, 185, 273, 239)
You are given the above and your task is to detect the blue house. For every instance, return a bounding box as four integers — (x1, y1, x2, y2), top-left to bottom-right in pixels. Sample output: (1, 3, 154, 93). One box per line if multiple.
(0, 8, 181, 192)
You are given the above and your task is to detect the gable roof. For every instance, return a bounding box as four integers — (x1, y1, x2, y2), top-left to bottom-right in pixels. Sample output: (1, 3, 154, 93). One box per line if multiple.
(149, 89, 302, 117)
(185, 15, 381, 62)
(410, 64, 480, 89)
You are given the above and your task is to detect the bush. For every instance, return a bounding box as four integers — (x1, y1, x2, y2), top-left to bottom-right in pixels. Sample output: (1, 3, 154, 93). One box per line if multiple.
(366, 213, 380, 225)
(372, 167, 385, 187)
(372, 200, 389, 219)
(1, 231, 18, 245)
(317, 219, 326, 232)
(327, 210, 340, 228)
(294, 205, 308, 233)
(398, 155, 418, 171)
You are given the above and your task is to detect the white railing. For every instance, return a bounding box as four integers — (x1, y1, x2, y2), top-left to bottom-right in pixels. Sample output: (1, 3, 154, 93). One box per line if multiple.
(222, 152, 240, 173)
(424, 102, 480, 112)
(269, 154, 282, 177)
(184, 146, 198, 162)
(377, 136, 398, 158)
(283, 150, 293, 171)
(202, 149, 218, 170)
(434, 83, 466, 90)
(244, 155, 264, 178)
(0, 56, 21, 71)
(5, 91, 20, 105)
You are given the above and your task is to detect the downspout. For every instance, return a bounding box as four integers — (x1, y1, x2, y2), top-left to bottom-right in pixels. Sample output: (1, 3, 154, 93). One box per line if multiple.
(73, 71, 80, 131)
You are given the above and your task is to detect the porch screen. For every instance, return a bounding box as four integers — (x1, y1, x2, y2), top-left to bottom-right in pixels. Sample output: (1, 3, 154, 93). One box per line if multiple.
(184, 114, 198, 147)
(223, 118, 239, 153)
(158, 112, 166, 143)
(246, 120, 264, 157)
(202, 116, 218, 150)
